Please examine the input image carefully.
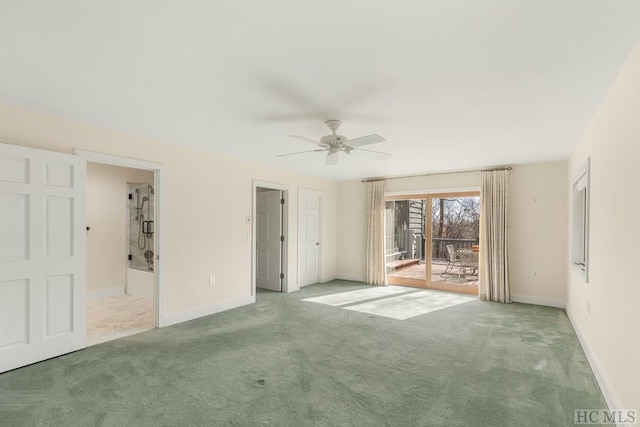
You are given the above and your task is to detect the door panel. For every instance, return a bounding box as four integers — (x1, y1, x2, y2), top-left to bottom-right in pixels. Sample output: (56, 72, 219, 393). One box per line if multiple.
(44, 274, 74, 336)
(428, 196, 480, 294)
(44, 197, 74, 256)
(385, 199, 427, 288)
(0, 279, 28, 348)
(0, 142, 86, 373)
(298, 189, 320, 286)
(256, 190, 282, 291)
(0, 193, 27, 259)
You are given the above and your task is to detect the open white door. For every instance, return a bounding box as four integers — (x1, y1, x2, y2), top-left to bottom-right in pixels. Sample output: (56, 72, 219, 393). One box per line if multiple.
(298, 189, 320, 286)
(256, 190, 282, 291)
(0, 142, 86, 373)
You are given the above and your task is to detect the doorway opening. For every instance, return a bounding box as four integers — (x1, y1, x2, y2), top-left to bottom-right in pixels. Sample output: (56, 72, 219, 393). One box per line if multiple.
(252, 181, 289, 294)
(386, 191, 480, 295)
(85, 164, 156, 345)
(77, 149, 165, 345)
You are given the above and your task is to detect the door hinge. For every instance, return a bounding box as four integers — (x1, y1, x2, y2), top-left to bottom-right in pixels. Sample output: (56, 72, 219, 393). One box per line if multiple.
(280, 198, 285, 205)
(128, 193, 133, 200)
(128, 254, 132, 261)
(280, 273, 284, 279)
(280, 235, 284, 242)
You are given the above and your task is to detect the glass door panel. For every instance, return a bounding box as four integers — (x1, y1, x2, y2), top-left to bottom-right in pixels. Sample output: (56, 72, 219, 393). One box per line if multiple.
(428, 196, 480, 295)
(386, 199, 427, 287)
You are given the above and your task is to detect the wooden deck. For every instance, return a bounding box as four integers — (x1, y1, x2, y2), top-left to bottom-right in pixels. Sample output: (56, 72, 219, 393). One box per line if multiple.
(386, 258, 420, 271)
(387, 260, 479, 290)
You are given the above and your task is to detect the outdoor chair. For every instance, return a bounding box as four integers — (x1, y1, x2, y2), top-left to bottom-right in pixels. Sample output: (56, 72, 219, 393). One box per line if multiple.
(444, 244, 461, 274)
(458, 249, 478, 275)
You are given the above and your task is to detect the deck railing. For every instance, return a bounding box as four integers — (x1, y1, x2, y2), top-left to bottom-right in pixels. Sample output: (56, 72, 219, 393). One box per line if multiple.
(431, 238, 479, 260)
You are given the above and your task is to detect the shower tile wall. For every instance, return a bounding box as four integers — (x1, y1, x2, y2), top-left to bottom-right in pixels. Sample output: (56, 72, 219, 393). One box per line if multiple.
(129, 183, 154, 272)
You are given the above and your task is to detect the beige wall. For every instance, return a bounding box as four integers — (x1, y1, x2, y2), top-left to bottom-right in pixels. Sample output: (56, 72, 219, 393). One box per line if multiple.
(338, 168, 568, 306)
(336, 180, 366, 281)
(0, 104, 338, 320)
(509, 161, 568, 306)
(567, 43, 640, 411)
(86, 163, 153, 294)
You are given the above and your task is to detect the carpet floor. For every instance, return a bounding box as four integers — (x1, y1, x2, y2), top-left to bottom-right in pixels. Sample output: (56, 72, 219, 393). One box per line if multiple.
(0, 280, 605, 426)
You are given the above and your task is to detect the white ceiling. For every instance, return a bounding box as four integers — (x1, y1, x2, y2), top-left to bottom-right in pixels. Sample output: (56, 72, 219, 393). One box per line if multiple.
(1, 1, 638, 181)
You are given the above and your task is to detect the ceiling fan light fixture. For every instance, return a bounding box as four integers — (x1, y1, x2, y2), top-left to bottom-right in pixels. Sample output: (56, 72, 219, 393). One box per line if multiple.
(278, 119, 390, 166)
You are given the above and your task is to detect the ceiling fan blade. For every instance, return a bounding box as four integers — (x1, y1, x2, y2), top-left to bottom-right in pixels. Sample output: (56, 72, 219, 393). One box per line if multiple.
(350, 147, 391, 161)
(325, 152, 339, 166)
(346, 134, 386, 148)
(287, 135, 324, 146)
(276, 149, 323, 158)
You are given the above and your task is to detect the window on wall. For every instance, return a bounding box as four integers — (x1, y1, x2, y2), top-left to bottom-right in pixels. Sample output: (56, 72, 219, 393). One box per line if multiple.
(572, 158, 590, 282)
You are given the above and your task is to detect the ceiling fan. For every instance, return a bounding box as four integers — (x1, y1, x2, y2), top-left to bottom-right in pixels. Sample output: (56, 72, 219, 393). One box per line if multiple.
(276, 120, 390, 166)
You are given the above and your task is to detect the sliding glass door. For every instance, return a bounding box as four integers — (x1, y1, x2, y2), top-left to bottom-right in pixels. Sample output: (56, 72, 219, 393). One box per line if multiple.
(385, 199, 427, 288)
(386, 192, 480, 295)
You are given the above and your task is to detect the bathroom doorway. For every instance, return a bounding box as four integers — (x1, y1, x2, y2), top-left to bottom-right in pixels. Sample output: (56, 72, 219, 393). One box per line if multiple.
(78, 149, 165, 345)
(85, 163, 157, 345)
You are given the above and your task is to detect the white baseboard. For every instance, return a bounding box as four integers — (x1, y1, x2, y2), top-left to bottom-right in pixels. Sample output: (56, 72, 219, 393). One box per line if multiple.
(336, 274, 365, 283)
(162, 295, 256, 327)
(566, 304, 620, 412)
(511, 293, 565, 308)
(319, 274, 337, 283)
(88, 286, 124, 300)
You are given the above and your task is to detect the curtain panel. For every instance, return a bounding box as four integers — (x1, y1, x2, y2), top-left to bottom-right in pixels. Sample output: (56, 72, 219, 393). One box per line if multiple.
(479, 170, 511, 303)
(365, 180, 387, 286)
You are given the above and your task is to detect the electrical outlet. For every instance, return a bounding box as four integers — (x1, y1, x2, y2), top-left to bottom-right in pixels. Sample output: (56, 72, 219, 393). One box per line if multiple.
(209, 275, 216, 285)
(532, 270, 538, 279)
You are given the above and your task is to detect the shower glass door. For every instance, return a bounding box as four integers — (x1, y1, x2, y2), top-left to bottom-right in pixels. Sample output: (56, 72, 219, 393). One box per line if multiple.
(128, 183, 155, 272)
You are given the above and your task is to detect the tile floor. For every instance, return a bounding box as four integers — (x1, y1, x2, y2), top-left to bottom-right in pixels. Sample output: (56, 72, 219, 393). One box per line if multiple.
(87, 295, 154, 346)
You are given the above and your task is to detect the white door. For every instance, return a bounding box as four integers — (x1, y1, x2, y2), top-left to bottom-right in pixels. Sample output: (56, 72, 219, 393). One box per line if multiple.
(0, 142, 86, 373)
(256, 190, 282, 291)
(298, 189, 320, 286)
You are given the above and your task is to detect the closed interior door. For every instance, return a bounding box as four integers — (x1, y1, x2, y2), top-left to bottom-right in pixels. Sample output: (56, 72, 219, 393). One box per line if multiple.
(298, 189, 320, 286)
(0, 142, 87, 373)
(256, 189, 282, 291)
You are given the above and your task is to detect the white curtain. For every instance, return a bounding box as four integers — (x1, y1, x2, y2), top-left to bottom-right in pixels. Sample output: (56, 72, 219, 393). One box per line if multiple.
(365, 180, 388, 286)
(479, 169, 511, 303)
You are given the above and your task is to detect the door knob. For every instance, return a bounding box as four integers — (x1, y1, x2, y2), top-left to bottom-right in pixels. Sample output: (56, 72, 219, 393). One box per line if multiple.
(315, 242, 319, 246)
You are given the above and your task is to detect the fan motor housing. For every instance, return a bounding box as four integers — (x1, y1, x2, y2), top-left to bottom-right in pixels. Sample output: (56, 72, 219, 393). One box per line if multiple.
(320, 134, 347, 146)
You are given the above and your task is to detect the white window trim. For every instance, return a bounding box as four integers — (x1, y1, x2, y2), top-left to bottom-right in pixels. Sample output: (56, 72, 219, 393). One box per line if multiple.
(571, 157, 590, 283)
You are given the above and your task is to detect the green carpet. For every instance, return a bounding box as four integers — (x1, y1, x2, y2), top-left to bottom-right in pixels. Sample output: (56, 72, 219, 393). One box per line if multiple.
(0, 280, 606, 426)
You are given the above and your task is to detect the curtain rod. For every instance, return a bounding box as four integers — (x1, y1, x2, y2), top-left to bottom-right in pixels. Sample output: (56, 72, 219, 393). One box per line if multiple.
(361, 166, 512, 183)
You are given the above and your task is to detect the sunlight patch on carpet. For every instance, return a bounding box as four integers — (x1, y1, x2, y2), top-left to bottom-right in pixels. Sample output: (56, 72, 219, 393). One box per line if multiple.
(344, 290, 476, 320)
(302, 285, 409, 306)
